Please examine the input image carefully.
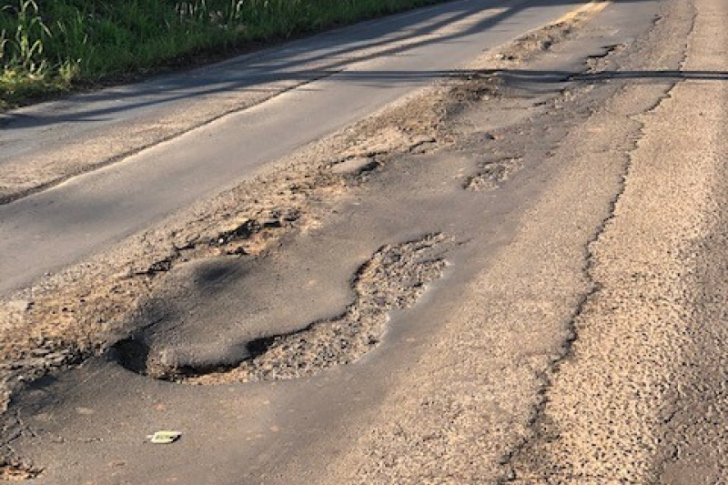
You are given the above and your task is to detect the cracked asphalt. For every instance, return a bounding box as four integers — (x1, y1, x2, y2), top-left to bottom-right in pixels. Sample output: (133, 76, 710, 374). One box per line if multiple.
(2, 0, 728, 483)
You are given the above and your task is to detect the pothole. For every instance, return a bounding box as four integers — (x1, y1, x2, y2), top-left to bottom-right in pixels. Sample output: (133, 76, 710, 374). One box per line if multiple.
(493, 21, 572, 65)
(0, 460, 41, 482)
(583, 43, 626, 74)
(464, 157, 523, 191)
(112, 233, 454, 384)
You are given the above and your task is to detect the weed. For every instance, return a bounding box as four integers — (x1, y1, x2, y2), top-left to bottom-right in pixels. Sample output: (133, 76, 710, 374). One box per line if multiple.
(0, 0, 447, 108)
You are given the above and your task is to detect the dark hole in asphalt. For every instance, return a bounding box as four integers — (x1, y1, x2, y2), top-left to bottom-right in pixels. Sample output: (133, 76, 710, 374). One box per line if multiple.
(110, 234, 454, 384)
(112, 337, 151, 375)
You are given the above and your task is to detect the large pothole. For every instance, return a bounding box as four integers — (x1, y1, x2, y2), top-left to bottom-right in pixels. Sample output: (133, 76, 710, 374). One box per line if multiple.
(111, 233, 453, 384)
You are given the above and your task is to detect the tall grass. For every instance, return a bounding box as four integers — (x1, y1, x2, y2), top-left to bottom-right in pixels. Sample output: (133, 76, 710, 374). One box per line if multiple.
(0, 0, 446, 108)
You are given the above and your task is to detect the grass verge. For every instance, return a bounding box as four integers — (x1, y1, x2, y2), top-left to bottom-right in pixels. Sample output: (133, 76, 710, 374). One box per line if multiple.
(0, 0, 449, 110)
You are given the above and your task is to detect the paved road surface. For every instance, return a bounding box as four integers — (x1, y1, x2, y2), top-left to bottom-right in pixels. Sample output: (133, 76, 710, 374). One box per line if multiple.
(4, 0, 728, 483)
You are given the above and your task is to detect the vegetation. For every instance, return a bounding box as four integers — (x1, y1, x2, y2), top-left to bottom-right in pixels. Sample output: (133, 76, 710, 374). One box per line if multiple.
(0, 0, 446, 109)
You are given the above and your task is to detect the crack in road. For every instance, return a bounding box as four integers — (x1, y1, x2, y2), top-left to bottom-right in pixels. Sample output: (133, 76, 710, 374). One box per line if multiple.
(0, 411, 42, 482)
(500, 1, 700, 482)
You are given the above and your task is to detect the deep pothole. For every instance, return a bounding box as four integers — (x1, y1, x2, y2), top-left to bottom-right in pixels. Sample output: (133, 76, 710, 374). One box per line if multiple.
(112, 233, 453, 384)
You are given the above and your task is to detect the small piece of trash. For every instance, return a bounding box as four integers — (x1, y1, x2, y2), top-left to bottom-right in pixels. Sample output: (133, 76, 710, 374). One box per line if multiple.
(146, 431, 182, 444)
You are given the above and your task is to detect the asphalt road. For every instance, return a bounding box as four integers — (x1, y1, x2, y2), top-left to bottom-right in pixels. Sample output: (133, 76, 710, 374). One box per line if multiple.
(5, 0, 728, 483)
(9, 0, 721, 483)
(0, 0, 583, 296)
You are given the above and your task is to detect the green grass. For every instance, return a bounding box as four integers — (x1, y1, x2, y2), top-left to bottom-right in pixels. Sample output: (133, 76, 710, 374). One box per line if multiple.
(0, 0, 448, 109)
